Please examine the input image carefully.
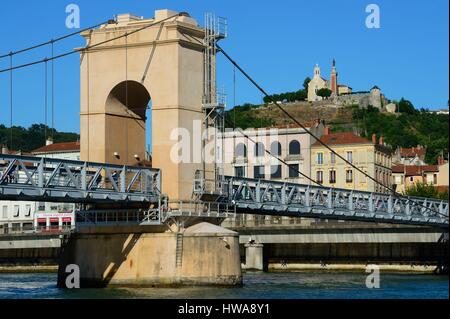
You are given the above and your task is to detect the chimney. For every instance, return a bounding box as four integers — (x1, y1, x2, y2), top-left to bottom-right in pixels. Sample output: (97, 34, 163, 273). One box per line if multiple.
(379, 136, 384, 145)
(372, 133, 377, 144)
(1, 144, 8, 154)
(437, 155, 444, 166)
(46, 137, 54, 146)
(324, 126, 331, 135)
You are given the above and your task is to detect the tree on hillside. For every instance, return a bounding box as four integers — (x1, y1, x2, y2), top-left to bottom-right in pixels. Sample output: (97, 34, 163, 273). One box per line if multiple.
(295, 89, 307, 101)
(352, 104, 448, 164)
(303, 77, 311, 90)
(397, 98, 417, 114)
(263, 89, 307, 104)
(316, 88, 332, 100)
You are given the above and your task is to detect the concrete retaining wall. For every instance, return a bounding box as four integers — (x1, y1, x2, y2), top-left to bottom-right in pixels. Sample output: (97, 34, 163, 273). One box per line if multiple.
(0, 234, 62, 266)
(261, 242, 448, 263)
(0, 247, 59, 265)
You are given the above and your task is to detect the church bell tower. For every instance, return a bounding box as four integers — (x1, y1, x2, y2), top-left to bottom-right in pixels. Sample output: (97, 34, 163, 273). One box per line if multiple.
(330, 59, 338, 96)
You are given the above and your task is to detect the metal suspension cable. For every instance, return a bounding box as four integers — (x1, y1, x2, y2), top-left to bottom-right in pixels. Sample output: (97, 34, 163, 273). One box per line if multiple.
(216, 43, 448, 218)
(189, 35, 319, 185)
(125, 34, 129, 165)
(44, 60, 48, 142)
(51, 41, 55, 138)
(9, 55, 13, 150)
(0, 13, 183, 74)
(0, 20, 111, 60)
(233, 66, 237, 127)
(218, 44, 387, 190)
(86, 47, 90, 163)
(196, 36, 318, 186)
(232, 66, 236, 170)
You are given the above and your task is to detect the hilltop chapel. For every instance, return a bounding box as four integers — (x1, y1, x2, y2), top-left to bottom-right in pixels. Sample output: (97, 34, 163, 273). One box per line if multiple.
(307, 59, 352, 101)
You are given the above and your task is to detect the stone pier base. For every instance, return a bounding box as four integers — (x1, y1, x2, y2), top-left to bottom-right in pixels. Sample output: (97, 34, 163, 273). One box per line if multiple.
(57, 222, 242, 287)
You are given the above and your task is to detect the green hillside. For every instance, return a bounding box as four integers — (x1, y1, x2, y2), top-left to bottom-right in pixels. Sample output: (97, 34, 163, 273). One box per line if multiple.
(225, 99, 449, 165)
(352, 105, 448, 164)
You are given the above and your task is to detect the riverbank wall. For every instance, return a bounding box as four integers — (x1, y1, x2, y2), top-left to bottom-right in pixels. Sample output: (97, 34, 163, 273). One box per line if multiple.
(1, 224, 448, 274)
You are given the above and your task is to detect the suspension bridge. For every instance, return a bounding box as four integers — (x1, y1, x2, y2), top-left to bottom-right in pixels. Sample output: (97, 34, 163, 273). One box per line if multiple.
(0, 9, 448, 286)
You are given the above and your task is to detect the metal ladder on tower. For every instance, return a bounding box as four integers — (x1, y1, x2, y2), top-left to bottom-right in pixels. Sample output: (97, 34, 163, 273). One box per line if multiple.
(175, 232, 184, 268)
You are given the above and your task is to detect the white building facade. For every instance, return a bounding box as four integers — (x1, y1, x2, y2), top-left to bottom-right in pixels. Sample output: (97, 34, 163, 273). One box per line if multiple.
(220, 121, 325, 228)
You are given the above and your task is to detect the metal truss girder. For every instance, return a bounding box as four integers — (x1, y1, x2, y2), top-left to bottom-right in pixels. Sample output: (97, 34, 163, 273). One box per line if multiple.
(0, 154, 161, 204)
(225, 176, 449, 228)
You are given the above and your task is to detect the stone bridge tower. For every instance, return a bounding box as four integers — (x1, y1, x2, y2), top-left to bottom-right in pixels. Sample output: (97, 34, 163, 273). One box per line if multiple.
(65, 9, 241, 288)
(80, 9, 205, 201)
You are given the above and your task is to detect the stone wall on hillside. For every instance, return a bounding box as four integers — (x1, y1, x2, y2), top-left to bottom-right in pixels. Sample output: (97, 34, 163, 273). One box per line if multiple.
(336, 89, 387, 109)
(266, 89, 387, 110)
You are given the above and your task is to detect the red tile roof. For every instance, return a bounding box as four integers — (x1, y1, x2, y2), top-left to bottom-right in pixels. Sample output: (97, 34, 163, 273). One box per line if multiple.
(32, 142, 80, 154)
(0, 146, 33, 156)
(1, 149, 18, 155)
(399, 146, 426, 159)
(312, 132, 371, 147)
(392, 165, 439, 175)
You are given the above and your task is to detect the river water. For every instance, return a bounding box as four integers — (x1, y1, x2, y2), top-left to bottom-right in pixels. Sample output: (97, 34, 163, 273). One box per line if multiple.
(0, 271, 448, 299)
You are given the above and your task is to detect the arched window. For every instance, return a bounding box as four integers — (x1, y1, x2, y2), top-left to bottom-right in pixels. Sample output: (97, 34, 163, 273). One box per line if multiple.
(289, 140, 301, 155)
(270, 142, 282, 156)
(255, 142, 265, 157)
(235, 143, 247, 158)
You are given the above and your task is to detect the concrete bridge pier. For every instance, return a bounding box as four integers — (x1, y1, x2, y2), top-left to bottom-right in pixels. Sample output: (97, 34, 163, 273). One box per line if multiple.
(57, 222, 242, 287)
(244, 242, 264, 271)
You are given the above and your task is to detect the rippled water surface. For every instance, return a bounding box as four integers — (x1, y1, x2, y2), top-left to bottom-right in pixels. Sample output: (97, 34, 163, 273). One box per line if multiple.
(0, 271, 448, 299)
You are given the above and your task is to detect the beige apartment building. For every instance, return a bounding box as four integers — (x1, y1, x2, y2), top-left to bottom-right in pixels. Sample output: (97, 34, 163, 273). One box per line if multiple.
(392, 165, 439, 194)
(392, 156, 449, 194)
(310, 132, 392, 193)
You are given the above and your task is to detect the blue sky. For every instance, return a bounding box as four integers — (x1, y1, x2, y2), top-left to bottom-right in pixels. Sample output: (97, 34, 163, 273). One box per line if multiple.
(0, 0, 448, 138)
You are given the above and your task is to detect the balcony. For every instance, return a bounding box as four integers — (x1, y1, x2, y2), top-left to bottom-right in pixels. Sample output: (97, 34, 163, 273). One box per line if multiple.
(284, 154, 303, 162)
(232, 156, 248, 165)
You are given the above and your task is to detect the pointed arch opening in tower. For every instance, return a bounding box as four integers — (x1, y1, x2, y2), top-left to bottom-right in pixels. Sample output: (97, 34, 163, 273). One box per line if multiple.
(105, 80, 152, 165)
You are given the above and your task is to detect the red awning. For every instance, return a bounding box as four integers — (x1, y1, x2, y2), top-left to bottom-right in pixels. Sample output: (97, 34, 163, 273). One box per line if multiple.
(37, 218, 46, 223)
(62, 217, 72, 222)
(49, 218, 59, 223)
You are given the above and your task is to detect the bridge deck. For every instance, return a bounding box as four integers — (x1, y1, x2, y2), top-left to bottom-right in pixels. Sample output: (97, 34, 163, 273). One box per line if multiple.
(0, 154, 161, 204)
(224, 176, 449, 228)
(0, 155, 448, 228)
